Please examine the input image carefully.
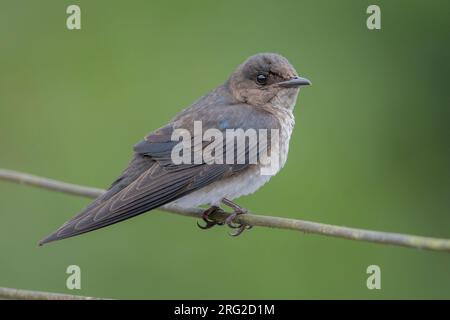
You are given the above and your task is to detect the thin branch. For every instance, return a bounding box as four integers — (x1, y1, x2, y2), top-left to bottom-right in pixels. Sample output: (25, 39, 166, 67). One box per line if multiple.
(1, 168, 449, 253)
(0, 169, 103, 198)
(0, 286, 108, 300)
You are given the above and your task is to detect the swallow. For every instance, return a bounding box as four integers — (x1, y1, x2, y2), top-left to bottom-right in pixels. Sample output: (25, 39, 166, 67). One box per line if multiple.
(39, 53, 310, 245)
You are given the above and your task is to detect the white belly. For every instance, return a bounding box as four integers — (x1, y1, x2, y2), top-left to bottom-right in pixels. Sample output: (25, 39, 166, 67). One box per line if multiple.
(170, 166, 272, 207)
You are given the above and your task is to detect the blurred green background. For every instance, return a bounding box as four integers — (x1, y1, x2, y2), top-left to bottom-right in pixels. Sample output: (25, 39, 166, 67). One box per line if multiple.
(0, 0, 449, 299)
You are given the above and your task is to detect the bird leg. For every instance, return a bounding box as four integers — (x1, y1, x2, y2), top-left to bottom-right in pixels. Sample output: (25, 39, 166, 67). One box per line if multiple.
(221, 198, 253, 237)
(197, 205, 223, 229)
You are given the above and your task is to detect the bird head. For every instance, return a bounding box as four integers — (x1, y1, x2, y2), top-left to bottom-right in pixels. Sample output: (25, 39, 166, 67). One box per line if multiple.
(228, 53, 311, 109)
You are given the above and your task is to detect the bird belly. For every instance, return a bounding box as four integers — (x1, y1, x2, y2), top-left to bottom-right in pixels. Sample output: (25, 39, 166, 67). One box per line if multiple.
(169, 165, 273, 207)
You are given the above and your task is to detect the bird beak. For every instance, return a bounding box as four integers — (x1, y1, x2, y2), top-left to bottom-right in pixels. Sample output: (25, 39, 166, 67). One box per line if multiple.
(278, 76, 311, 88)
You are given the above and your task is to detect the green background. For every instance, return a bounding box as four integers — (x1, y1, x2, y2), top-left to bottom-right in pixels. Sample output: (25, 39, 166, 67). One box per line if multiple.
(0, 0, 449, 299)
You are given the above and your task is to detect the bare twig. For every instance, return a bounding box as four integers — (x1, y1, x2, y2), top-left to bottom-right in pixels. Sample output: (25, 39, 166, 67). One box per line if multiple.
(0, 286, 108, 300)
(1, 168, 449, 253)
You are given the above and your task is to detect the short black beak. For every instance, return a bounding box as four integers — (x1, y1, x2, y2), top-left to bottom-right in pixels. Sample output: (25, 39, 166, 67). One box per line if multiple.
(278, 76, 311, 88)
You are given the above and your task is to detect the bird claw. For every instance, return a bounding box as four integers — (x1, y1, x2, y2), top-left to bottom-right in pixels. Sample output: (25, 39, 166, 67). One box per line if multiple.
(224, 214, 241, 229)
(229, 224, 253, 237)
(222, 198, 252, 237)
(197, 206, 222, 230)
(196, 220, 216, 230)
(197, 200, 253, 237)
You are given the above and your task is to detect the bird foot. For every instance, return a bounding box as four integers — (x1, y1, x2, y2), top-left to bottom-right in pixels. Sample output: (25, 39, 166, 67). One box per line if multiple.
(221, 198, 253, 237)
(197, 206, 223, 229)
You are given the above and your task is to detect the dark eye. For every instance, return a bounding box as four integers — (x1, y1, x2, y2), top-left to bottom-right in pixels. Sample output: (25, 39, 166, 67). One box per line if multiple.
(256, 73, 268, 85)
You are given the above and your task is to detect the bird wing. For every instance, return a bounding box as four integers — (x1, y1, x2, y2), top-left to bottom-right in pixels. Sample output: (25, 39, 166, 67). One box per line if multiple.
(39, 105, 276, 245)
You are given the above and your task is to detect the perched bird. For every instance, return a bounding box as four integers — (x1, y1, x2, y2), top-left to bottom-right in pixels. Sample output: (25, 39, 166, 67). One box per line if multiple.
(39, 53, 310, 245)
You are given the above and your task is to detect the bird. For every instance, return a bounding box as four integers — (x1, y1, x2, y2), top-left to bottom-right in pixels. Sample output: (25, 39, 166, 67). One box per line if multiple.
(39, 53, 310, 245)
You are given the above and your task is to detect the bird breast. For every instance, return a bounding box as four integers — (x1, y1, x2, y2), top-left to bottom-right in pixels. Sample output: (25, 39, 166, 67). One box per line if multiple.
(170, 109, 295, 208)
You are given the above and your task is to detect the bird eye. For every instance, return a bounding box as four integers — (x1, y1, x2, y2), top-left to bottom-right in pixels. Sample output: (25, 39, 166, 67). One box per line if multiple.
(256, 73, 268, 85)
